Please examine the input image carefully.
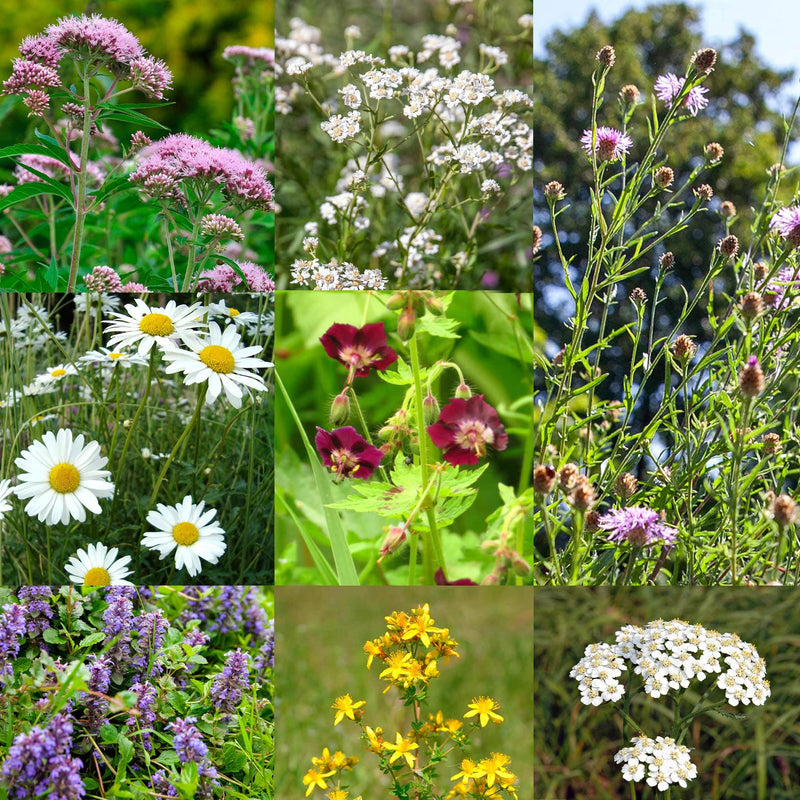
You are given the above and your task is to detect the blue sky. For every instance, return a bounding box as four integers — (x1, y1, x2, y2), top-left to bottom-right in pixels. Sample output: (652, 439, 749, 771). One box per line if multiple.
(536, 0, 800, 76)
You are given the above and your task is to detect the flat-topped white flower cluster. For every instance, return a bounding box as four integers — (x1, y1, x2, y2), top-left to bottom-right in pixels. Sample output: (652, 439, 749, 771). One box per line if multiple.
(570, 618, 771, 708)
(614, 735, 697, 790)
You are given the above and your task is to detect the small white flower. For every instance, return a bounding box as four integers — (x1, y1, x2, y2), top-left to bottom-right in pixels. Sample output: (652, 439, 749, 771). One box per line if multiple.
(64, 542, 133, 586)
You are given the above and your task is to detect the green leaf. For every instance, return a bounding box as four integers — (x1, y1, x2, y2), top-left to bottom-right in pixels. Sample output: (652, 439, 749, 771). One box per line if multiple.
(43, 628, 65, 645)
(222, 743, 248, 773)
(0, 142, 70, 166)
(79, 631, 106, 649)
(0, 182, 72, 213)
(416, 313, 460, 339)
(377, 356, 414, 385)
(44, 256, 59, 291)
(99, 724, 119, 744)
(95, 103, 170, 130)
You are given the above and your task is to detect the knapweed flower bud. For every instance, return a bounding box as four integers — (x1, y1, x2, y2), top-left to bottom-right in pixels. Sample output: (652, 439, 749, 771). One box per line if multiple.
(720, 200, 736, 218)
(767, 162, 786, 177)
(739, 291, 763, 320)
(671, 334, 696, 361)
(544, 180, 565, 201)
(769, 493, 798, 528)
(596, 45, 616, 68)
(704, 142, 724, 163)
(533, 464, 556, 495)
(654, 166, 674, 189)
(691, 47, 717, 74)
(569, 475, 595, 511)
(619, 84, 640, 105)
(753, 262, 769, 283)
(614, 472, 638, 499)
(694, 183, 713, 201)
(558, 463, 580, 491)
(386, 293, 406, 311)
(659, 251, 675, 270)
(552, 347, 565, 366)
(422, 394, 440, 426)
(584, 509, 600, 532)
(718, 234, 739, 259)
(397, 307, 416, 341)
(454, 382, 472, 400)
(762, 433, 781, 454)
(629, 287, 647, 303)
(329, 392, 351, 426)
(739, 355, 765, 397)
(532, 224, 542, 254)
(425, 296, 444, 315)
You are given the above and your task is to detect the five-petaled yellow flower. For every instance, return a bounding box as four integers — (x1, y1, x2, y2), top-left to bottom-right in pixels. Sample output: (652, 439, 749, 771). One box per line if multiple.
(332, 694, 366, 725)
(303, 767, 334, 796)
(464, 696, 504, 727)
(401, 602, 444, 647)
(479, 753, 514, 788)
(383, 731, 419, 770)
(450, 758, 486, 784)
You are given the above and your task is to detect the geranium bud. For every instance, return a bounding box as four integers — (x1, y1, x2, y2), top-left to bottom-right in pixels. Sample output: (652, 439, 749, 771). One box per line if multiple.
(412, 293, 426, 316)
(510, 552, 531, 576)
(379, 525, 407, 558)
(386, 293, 406, 311)
(422, 394, 440, 425)
(397, 307, 416, 341)
(329, 392, 350, 426)
(454, 383, 472, 400)
(426, 296, 444, 315)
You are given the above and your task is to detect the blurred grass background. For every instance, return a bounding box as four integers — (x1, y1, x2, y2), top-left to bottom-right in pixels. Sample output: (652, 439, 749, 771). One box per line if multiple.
(273, 292, 533, 584)
(535, 588, 800, 799)
(275, 586, 533, 798)
(0, 0, 274, 145)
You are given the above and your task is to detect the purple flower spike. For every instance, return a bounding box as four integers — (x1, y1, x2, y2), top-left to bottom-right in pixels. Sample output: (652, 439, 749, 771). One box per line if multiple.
(580, 126, 633, 162)
(320, 322, 398, 377)
(426, 395, 508, 466)
(315, 426, 384, 481)
(597, 506, 678, 548)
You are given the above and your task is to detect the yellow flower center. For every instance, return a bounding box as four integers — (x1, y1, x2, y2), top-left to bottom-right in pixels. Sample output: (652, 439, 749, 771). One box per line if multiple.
(228, 308, 240, 316)
(49, 463, 80, 493)
(200, 344, 235, 373)
(109, 352, 124, 360)
(83, 567, 111, 586)
(139, 312, 174, 337)
(172, 521, 200, 546)
(51, 368, 66, 377)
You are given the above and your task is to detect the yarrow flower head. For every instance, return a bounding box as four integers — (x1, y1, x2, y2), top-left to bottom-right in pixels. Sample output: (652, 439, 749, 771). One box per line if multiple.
(614, 735, 697, 789)
(315, 426, 384, 481)
(14, 429, 115, 525)
(770, 206, 800, 248)
(320, 322, 398, 378)
(597, 506, 678, 548)
(426, 395, 508, 466)
(580, 127, 633, 162)
(654, 73, 709, 116)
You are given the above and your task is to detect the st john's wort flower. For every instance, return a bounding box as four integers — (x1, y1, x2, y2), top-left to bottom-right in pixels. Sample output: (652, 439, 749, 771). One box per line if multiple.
(331, 694, 366, 725)
(143, 496, 227, 577)
(464, 696, 504, 727)
(315, 426, 384, 481)
(770, 206, 800, 247)
(596, 506, 678, 548)
(426, 394, 508, 466)
(653, 73, 709, 116)
(64, 542, 133, 586)
(320, 321, 398, 377)
(580, 126, 633, 162)
(14, 429, 115, 525)
(160, 321, 272, 408)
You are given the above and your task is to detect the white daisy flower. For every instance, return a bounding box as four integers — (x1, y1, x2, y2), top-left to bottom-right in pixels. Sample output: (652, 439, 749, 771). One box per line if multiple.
(78, 347, 149, 368)
(205, 300, 261, 327)
(14, 429, 115, 525)
(0, 479, 13, 520)
(160, 322, 273, 408)
(143, 495, 226, 577)
(64, 542, 133, 586)
(35, 363, 79, 384)
(103, 299, 205, 357)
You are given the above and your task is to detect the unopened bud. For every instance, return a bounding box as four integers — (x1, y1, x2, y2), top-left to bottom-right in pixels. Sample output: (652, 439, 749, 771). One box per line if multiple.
(694, 183, 713, 201)
(386, 293, 406, 311)
(659, 251, 674, 270)
(532, 225, 543, 254)
(422, 394, 440, 425)
(691, 47, 717, 74)
(533, 465, 556, 495)
(544, 181, 565, 201)
(329, 392, 350, 426)
(454, 382, 472, 399)
(620, 84, 640, 105)
(704, 142, 724, 163)
(718, 234, 739, 259)
(379, 525, 408, 558)
(739, 356, 765, 398)
(596, 45, 616, 68)
(397, 307, 416, 341)
(739, 291, 763, 320)
(615, 472, 638, 499)
(720, 200, 736, 218)
(654, 167, 674, 189)
(426, 296, 444, 315)
(510, 552, 531, 576)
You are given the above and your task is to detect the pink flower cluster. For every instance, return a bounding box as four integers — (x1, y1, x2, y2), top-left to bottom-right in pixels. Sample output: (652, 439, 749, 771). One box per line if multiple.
(130, 134, 274, 211)
(195, 260, 275, 293)
(2, 14, 173, 105)
(83, 265, 148, 293)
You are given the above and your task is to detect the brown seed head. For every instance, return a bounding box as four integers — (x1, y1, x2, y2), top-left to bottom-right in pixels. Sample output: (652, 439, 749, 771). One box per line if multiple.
(569, 475, 595, 511)
(753, 262, 769, 283)
(762, 433, 781, 455)
(739, 291, 763, 320)
(739, 356, 765, 398)
(659, 251, 675, 270)
(629, 287, 647, 303)
(533, 465, 557, 495)
(704, 142, 724, 163)
(584, 509, 600, 532)
(596, 45, 616, 68)
(620, 84, 640, 104)
(770, 494, 798, 528)
(654, 166, 674, 189)
(691, 47, 717, 74)
(558, 463, 580, 492)
(671, 334, 697, 361)
(694, 183, 713, 201)
(720, 200, 736, 218)
(544, 181, 565, 201)
(718, 234, 739, 259)
(615, 472, 638, 499)
(552, 347, 565, 367)
(532, 225, 542, 254)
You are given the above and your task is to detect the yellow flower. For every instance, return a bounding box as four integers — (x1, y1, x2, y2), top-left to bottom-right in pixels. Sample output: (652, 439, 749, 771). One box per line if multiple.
(479, 753, 514, 788)
(401, 603, 444, 647)
(383, 731, 419, 770)
(331, 694, 366, 725)
(312, 747, 335, 771)
(364, 726, 384, 754)
(450, 758, 485, 784)
(379, 651, 413, 682)
(364, 640, 383, 669)
(326, 792, 349, 800)
(302, 767, 334, 796)
(464, 696, 504, 727)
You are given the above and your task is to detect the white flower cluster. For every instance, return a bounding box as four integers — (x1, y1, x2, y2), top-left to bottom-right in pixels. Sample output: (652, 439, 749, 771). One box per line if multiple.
(571, 619, 771, 707)
(614, 736, 697, 790)
(290, 258, 386, 290)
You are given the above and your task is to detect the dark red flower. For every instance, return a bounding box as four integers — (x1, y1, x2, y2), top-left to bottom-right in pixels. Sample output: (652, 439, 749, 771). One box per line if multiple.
(434, 568, 478, 585)
(315, 426, 384, 481)
(320, 322, 398, 378)
(426, 394, 508, 466)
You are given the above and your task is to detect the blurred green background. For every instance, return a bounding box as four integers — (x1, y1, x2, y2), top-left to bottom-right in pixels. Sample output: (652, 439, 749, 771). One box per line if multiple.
(535, 588, 800, 799)
(274, 585, 533, 798)
(274, 292, 533, 584)
(0, 0, 274, 146)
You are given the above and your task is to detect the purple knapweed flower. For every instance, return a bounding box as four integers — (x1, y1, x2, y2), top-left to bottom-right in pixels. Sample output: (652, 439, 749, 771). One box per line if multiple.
(770, 206, 800, 248)
(210, 649, 251, 715)
(597, 506, 678, 548)
(580, 126, 633, 162)
(315, 426, 384, 480)
(654, 73, 709, 117)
